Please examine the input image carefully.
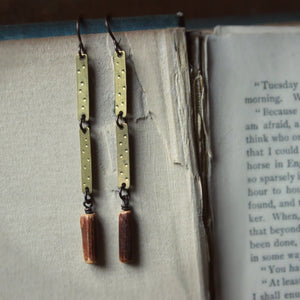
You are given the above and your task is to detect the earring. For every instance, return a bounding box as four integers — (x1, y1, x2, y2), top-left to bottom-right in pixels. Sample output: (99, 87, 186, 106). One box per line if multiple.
(76, 18, 96, 264)
(106, 16, 132, 263)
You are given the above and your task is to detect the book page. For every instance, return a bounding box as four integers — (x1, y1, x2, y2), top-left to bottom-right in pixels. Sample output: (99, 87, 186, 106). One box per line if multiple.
(206, 27, 300, 300)
(0, 28, 207, 299)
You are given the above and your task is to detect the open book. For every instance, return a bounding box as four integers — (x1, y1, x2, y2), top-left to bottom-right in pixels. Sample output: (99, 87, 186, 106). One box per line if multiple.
(190, 25, 300, 300)
(0, 16, 300, 300)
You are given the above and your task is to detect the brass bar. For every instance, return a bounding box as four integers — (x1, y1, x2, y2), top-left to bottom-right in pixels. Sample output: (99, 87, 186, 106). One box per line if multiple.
(76, 54, 90, 121)
(114, 50, 127, 117)
(116, 123, 130, 189)
(79, 127, 92, 193)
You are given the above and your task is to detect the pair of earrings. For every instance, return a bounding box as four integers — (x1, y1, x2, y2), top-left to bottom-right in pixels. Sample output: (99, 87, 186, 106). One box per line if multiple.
(76, 17, 132, 264)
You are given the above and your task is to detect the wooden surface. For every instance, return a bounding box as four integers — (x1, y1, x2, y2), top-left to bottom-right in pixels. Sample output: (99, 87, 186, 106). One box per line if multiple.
(80, 213, 96, 264)
(119, 210, 132, 263)
(0, 0, 299, 25)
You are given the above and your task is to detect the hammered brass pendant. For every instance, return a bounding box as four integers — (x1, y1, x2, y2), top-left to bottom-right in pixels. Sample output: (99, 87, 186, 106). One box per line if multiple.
(76, 19, 96, 264)
(114, 50, 132, 263)
(106, 16, 133, 263)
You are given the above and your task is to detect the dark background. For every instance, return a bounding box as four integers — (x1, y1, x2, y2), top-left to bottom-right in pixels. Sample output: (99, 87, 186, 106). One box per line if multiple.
(1, 0, 300, 25)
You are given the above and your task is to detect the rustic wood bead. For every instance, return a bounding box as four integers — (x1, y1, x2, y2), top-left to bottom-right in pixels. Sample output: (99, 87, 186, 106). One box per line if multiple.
(119, 210, 132, 263)
(80, 213, 96, 264)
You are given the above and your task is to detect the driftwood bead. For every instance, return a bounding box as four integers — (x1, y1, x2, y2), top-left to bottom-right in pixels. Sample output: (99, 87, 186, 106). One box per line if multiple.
(119, 210, 132, 263)
(80, 213, 96, 264)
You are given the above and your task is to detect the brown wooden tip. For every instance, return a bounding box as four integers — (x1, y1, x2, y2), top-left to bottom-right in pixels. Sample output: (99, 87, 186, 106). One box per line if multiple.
(80, 213, 96, 264)
(119, 210, 132, 263)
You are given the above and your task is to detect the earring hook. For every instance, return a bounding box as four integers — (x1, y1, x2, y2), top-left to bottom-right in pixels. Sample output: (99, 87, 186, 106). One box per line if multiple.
(105, 15, 123, 56)
(76, 17, 87, 57)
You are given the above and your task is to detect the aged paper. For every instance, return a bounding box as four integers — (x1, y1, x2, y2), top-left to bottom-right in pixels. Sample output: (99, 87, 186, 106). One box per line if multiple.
(0, 28, 206, 299)
(207, 26, 300, 300)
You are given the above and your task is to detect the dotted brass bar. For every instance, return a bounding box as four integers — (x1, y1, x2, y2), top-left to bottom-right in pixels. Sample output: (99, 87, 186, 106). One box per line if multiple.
(116, 123, 130, 189)
(119, 210, 132, 263)
(114, 51, 127, 117)
(114, 47, 132, 263)
(114, 49, 130, 189)
(76, 28, 95, 265)
(79, 127, 92, 193)
(76, 54, 90, 121)
(80, 213, 96, 264)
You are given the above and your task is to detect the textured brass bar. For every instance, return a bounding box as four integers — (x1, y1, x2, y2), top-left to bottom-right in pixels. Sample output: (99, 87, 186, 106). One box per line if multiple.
(119, 210, 132, 263)
(114, 48, 132, 262)
(116, 123, 130, 189)
(79, 127, 92, 193)
(114, 50, 127, 117)
(76, 54, 90, 121)
(80, 213, 96, 264)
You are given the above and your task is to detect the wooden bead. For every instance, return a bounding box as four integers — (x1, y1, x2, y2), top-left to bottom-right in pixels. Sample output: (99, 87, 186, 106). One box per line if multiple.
(80, 213, 96, 264)
(119, 210, 132, 263)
